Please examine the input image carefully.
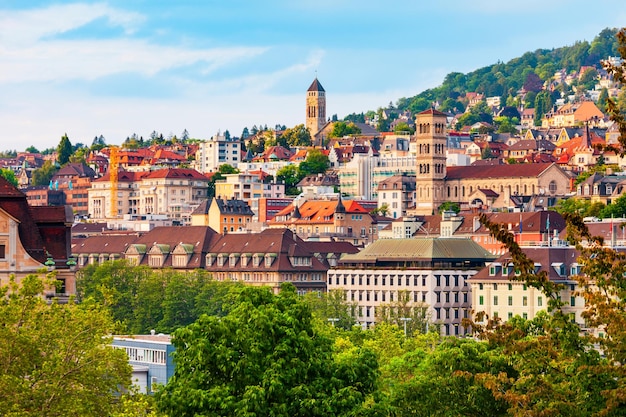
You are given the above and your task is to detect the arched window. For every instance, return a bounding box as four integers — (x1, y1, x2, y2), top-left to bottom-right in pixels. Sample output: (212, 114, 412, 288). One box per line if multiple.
(549, 181, 557, 194)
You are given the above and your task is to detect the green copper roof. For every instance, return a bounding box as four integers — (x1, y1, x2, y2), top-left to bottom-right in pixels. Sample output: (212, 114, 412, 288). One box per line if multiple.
(341, 238, 496, 263)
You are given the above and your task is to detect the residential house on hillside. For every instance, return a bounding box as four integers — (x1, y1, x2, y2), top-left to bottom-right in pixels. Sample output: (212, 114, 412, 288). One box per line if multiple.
(503, 139, 555, 162)
(554, 126, 605, 172)
(541, 101, 604, 128)
(47, 162, 97, 217)
(214, 170, 285, 204)
(576, 173, 626, 205)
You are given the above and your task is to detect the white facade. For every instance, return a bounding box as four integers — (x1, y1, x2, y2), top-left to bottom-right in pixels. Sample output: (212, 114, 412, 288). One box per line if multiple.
(194, 133, 241, 173)
(327, 268, 476, 336)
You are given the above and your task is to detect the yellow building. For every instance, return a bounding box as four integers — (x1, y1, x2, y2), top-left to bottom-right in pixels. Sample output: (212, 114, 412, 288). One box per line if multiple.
(191, 197, 254, 234)
(469, 246, 585, 326)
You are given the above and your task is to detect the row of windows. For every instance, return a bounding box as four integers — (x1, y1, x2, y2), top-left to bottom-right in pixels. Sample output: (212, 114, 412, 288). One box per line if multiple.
(330, 274, 468, 287)
(479, 295, 577, 308)
(117, 346, 167, 364)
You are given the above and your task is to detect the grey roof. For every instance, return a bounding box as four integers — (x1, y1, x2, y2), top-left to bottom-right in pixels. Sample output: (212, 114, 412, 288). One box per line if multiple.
(340, 238, 496, 263)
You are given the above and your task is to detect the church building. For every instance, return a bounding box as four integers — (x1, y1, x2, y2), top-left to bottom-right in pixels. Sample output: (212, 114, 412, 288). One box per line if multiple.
(412, 108, 571, 215)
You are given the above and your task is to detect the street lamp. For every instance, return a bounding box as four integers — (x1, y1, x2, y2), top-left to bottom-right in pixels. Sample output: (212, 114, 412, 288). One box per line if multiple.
(328, 318, 339, 327)
(399, 317, 412, 337)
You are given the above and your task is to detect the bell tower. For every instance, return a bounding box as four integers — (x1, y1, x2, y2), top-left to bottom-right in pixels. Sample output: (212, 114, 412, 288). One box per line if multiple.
(306, 77, 326, 142)
(414, 108, 448, 215)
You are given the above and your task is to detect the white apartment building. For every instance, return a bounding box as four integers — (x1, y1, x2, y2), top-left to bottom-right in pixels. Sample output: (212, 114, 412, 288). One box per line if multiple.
(194, 132, 241, 173)
(328, 238, 496, 335)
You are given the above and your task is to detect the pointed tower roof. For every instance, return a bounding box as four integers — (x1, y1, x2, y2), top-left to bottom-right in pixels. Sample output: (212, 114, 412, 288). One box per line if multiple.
(292, 204, 301, 219)
(307, 78, 325, 92)
(335, 194, 346, 214)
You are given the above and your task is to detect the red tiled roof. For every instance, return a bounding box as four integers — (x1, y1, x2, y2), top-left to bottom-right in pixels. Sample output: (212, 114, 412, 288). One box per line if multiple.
(142, 168, 208, 180)
(446, 163, 554, 180)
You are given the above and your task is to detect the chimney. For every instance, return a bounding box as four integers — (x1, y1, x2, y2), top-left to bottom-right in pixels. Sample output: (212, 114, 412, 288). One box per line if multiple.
(473, 216, 481, 232)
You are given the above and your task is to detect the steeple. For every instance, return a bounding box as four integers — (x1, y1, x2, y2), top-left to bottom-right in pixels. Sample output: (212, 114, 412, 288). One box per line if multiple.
(335, 194, 346, 214)
(306, 77, 326, 145)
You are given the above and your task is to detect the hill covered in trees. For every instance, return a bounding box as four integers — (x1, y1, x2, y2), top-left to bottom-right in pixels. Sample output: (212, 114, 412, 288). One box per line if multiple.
(345, 28, 621, 127)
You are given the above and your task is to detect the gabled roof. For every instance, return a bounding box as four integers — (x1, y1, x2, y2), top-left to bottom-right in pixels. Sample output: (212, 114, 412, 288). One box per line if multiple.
(53, 163, 96, 179)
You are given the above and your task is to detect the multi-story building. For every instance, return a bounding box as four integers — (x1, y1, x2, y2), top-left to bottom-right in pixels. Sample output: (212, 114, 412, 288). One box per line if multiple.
(190, 197, 255, 234)
(377, 174, 416, 219)
(72, 227, 356, 295)
(0, 176, 75, 297)
(269, 196, 377, 246)
(327, 237, 496, 335)
(469, 245, 585, 327)
(214, 171, 285, 202)
(194, 132, 241, 173)
(112, 334, 175, 394)
(88, 168, 210, 225)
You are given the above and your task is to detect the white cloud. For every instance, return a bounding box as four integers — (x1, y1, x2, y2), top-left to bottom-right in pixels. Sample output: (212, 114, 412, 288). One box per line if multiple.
(0, 3, 269, 84)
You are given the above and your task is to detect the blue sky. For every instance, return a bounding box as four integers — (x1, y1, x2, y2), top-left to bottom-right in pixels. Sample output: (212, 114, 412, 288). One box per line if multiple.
(0, 1, 625, 151)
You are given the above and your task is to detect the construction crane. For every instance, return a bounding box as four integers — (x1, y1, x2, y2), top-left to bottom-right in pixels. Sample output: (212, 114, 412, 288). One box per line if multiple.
(109, 146, 119, 218)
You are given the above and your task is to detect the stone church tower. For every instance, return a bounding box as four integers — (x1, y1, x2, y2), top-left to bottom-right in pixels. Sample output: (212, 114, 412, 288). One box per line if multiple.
(414, 108, 448, 215)
(306, 78, 326, 140)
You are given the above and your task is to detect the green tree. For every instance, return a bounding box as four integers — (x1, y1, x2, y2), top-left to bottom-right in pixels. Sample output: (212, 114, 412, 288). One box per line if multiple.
(599, 193, 626, 219)
(298, 149, 329, 177)
(276, 164, 303, 195)
(0, 274, 131, 416)
(473, 213, 622, 415)
(304, 289, 357, 330)
(281, 124, 312, 147)
(25, 145, 40, 153)
(437, 201, 460, 214)
(31, 160, 59, 186)
(393, 122, 415, 134)
(329, 121, 362, 138)
(57, 133, 73, 165)
(0, 168, 18, 187)
(156, 283, 378, 417)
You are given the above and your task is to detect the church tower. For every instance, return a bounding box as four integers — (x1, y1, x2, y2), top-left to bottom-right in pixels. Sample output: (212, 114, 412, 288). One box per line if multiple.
(306, 78, 326, 142)
(414, 108, 448, 215)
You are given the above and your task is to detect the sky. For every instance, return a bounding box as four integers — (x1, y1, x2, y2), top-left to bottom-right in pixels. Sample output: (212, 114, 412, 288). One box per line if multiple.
(1, 1, 625, 152)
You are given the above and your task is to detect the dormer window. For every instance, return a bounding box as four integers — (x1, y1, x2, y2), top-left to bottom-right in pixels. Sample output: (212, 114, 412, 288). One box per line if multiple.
(552, 262, 565, 276)
(265, 253, 277, 267)
(570, 263, 581, 275)
(489, 262, 501, 276)
(229, 254, 240, 267)
(206, 253, 215, 266)
(253, 254, 262, 267)
(217, 254, 226, 267)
